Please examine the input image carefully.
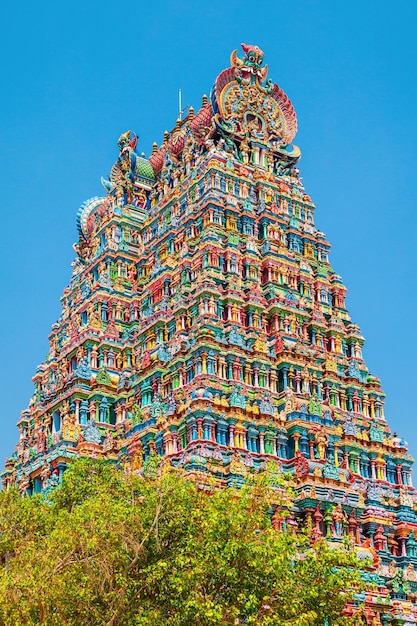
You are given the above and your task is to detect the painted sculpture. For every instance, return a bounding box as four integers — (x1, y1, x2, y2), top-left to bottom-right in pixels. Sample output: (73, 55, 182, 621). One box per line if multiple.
(3, 44, 417, 624)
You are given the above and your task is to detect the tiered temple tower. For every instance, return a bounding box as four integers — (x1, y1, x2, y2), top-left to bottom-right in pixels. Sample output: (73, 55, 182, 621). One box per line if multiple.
(3, 44, 417, 624)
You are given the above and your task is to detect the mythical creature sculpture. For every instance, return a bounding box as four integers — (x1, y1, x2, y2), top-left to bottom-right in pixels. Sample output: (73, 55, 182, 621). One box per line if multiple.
(230, 43, 268, 84)
(101, 131, 141, 204)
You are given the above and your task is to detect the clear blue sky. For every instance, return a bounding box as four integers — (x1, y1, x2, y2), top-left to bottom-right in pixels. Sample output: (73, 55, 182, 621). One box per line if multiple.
(1, 0, 416, 470)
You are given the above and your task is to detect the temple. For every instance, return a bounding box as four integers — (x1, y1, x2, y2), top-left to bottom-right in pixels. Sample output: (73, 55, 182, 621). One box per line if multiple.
(3, 44, 417, 624)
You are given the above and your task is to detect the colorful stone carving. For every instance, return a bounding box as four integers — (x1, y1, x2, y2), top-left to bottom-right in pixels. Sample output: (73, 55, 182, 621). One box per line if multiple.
(3, 44, 417, 623)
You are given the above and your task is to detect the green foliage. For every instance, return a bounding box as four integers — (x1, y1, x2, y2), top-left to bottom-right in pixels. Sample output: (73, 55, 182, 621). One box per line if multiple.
(0, 460, 365, 625)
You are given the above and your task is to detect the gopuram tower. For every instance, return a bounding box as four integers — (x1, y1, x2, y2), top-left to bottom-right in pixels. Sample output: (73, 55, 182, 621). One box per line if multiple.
(3, 44, 417, 623)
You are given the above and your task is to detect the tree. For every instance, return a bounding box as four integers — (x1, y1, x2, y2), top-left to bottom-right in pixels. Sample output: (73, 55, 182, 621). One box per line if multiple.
(0, 459, 365, 625)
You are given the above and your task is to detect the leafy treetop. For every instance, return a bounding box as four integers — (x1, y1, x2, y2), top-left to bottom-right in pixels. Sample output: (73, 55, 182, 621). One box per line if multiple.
(0, 459, 366, 626)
